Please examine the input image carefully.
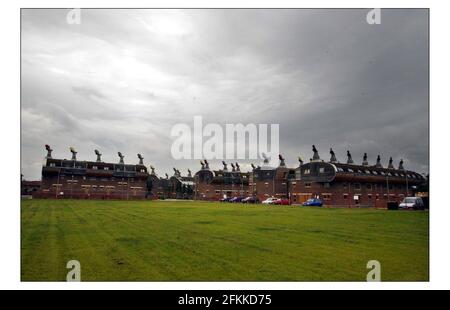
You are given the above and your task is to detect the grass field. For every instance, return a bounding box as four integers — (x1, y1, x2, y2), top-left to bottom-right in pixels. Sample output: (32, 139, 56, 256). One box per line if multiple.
(21, 199, 429, 281)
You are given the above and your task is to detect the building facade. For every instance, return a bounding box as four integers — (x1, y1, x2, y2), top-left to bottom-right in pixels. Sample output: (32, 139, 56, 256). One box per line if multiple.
(250, 155, 295, 202)
(194, 160, 250, 200)
(37, 145, 150, 199)
(289, 146, 426, 207)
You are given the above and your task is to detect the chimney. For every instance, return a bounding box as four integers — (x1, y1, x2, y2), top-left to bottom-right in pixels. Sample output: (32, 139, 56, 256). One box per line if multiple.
(69, 147, 77, 161)
(137, 154, 144, 165)
(388, 157, 394, 169)
(312, 145, 320, 161)
(398, 159, 405, 170)
(375, 155, 382, 168)
(94, 149, 102, 162)
(362, 153, 369, 166)
(329, 148, 337, 163)
(45, 144, 53, 159)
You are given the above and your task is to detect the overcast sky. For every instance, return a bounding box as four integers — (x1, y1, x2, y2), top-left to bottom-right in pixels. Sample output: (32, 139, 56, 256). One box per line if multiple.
(21, 9, 428, 180)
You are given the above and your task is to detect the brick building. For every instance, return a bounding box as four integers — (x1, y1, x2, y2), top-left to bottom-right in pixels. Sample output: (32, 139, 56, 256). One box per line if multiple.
(194, 160, 250, 200)
(167, 168, 194, 199)
(37, 145, 150, 199)
(289, 146, 426, 207)
(249, 154, 295, 202)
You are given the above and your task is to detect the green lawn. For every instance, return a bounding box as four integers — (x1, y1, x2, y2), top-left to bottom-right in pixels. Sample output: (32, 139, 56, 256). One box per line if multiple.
(21, 199, 429, 281)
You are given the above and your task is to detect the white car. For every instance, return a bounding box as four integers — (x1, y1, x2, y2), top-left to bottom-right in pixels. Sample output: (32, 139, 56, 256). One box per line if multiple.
(399, 197, 424, 210)
(262, 197, 278, 205)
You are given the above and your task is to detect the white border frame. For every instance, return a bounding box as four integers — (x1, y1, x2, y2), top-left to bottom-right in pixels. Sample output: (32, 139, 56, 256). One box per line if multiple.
(2, 0, 448, 290)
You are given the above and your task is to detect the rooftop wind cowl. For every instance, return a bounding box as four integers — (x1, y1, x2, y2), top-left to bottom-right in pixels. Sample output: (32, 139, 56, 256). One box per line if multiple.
(137, 154, 144, 165)
(150, 165, 156, 175)
(200, 160, 205, 170)
(399, 159, 405, 170)
(187, 169, 192, 177)
(173, 168, 181, 177)
(222, 161, 228, 171)
(251, 163, 256, 170)
(298, 156, 304, 166)
(118, 152, 124, 164)
(69, 147, 77, 161)
(94, 149, 102, 162)
(262, 153, 270, 165)
(279, 154, 286, 167)
(230, 163, 236, 172)
(235, 162, 240, 171)
(388, 157, 394, 169)
(312, 145, 320, 161)
(204, 160, 209, 169)
(346, 150, 354, 164)
(45, 144, 53, 159)
(375, 155, 382, 168)
(329, 148, 337, 163)
(362, 153, 369, 166)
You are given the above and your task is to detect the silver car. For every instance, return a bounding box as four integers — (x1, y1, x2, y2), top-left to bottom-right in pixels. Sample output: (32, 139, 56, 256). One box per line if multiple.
(399, 197, 424, 210)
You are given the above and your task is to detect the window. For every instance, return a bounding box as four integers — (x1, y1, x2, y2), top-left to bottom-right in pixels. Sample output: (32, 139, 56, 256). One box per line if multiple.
(319, 167, 325, 173)
(323, 183, 330, 188)
(304, 169, 310, 175)
(305, 182, 311, 188)
(343, 193, 348, 199)
(366, 184, 372, 190)
(342, 182, 348, 188)
(322, 193, 332, 200)
(354, 183, 361, 190)
(368, 194, 372, 200)
(104, 167, 109, 171)
(92, 166, 98, 170)
(49, 163, 56, 167)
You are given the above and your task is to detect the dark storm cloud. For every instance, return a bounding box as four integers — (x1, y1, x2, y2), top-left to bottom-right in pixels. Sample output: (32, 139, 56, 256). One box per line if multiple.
(21, 9, 428, 179)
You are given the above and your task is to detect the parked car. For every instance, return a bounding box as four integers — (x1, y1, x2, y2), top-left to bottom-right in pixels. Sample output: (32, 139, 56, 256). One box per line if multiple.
(262, 197, 278, 205)
(242, 196, 258, 203)
(230, 196, 243, 203)
(302, 198, 323, 207)
(274, 198, 290, 205)
(219, 197, 231, 202)
(399, 197, 424, 210)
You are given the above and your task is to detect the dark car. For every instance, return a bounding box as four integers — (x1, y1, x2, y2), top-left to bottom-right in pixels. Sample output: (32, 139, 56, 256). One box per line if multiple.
(230, 197, 243, 203)
(242, 196, 258, 204)
(302, 198, 323, 207)
(219, 197, 231, 202)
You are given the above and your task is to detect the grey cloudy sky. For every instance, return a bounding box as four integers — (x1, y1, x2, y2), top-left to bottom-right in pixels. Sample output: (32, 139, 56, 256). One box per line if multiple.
(21, 9, 428, 180)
